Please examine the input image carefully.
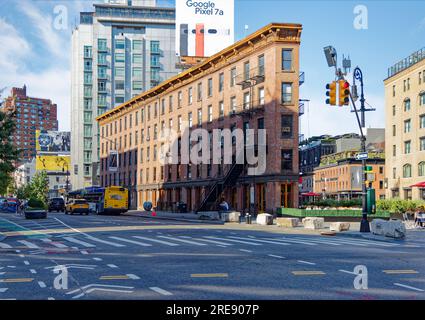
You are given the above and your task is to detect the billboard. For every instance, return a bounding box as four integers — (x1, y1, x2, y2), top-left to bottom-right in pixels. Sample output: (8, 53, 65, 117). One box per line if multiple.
(175, 0, 234, 57)
(36, 130, 71, 154)
(36, 155, 71, 173)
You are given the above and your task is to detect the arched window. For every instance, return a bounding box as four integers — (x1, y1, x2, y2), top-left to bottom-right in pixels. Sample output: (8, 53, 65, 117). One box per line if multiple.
(404, 98, 411, 111)
(419, 162, 425, 176)
(403, 164, 412, 178)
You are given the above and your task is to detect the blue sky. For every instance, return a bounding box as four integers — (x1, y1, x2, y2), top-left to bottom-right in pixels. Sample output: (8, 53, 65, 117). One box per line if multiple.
(1, 0, 425, 136)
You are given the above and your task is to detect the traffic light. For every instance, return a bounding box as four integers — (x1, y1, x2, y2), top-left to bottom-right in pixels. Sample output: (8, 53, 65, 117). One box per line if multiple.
(326, 81, 337, 105)
(338, 80, 350, 106)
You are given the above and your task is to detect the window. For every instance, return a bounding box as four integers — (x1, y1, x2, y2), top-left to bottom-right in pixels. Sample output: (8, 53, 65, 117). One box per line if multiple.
(133, 54, 142, 64)
(98, 66, 107, 79)
(151, 55, 159, 67)
(420, 93, 425, 106)
(98, 52, 107, 65)
(218, 101, 224, 118)
(392, 85, 396, 97)
(115, 80, 124, 90)
(115, 95, 125, 104)
(403, 164, 412, 178)
(132, 68, 142, 78)
(404, 99, 411, 111)
(219, 73, 224, 92)
(404, 119, 411, 133)
(230, 96, 236, 115)
(115, 39, 125, 49)
(282, 49, 293, 71)
(188, 87, 193, 104)
(281, 115, 293, 138)
(230, 68, 236, 87)
(197, 108, 202, 126)
(244, 61, 250, 80)
(420, 72, 422, 85)
(419, 162, 425, 176)
(154, 102, 158, 118)
(258, 54, 265, 76)
(281, 83, 293, 104)
(392, 105, 396, 116)
(178, 91, 182, 108)
(281, 149, 293, 171)
(115, 67, 125, 78)
(392, 125, 396, 137)
(133, 81, 143, 91)
(169, 95, 173, 112)
(208, 78, 213, 96)
(188, 112, 193, 128)
(420, 137, 425, 151)
(404, 140, 411, 154)
(258, 87, 265, 105)
(150, 41, 160, 53)
(178, 115, 182, 132)
(169, 118, 173, 130)
(393, 167, 397, 179)
(115, 52, 125, 63)
(84, 46, 92, 58)
(243, 92, 250, 109)
(393, 145, 396, 157)
(98, 39, 107, 51)
(208, 105, 213, 122)
(133, 40, 142, 50)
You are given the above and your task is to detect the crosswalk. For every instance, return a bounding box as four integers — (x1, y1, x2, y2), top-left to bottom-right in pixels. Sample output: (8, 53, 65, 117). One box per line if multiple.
(0, 232, 414, 252)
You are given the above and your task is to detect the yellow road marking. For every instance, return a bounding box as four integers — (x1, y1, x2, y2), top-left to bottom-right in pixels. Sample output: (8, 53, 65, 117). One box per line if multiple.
(100, 275, 130, 280)
(0, 278, 34, 283)
(191, 273, 229, 278)
(383, 270, 418, 274)
(292, 271, 326, 276)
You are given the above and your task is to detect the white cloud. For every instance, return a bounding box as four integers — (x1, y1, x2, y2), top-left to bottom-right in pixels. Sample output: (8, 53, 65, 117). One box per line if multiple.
(0, 18, 31, 73)
(19, 0, 67, 59)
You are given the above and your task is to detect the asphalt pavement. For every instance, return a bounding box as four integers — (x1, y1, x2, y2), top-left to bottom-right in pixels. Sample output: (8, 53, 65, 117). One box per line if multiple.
(1, 211, 425, 300)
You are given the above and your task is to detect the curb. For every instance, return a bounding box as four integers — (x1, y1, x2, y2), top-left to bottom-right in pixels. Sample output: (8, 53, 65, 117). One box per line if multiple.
(334, 231, 406, 243)
(123, 212, 225, 225)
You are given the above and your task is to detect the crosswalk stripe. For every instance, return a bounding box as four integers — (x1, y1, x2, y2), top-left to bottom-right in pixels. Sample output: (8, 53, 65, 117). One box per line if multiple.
(150, 287, 173, 296)
(63, 237, 96, 248)
(205, 236, 262, 246)
(17, 240, 39, 249)
(0, 242, 12, 249)
(40, 238, 68, 248)
(192, 238, 233, 246)
(266, 238, 317, 246)
(133, 236, 179, 246)
(109, 236, 152, 247)
(287, 237, 342, 246)
(84, 235, 125, 248)
(228, 236, 290, 246)
(157, 236, 206, 246)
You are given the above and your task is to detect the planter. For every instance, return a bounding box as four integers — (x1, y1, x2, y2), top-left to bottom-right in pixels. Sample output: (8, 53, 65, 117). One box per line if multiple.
(277, 207, 390, 219)
(25, 210, 47, 219)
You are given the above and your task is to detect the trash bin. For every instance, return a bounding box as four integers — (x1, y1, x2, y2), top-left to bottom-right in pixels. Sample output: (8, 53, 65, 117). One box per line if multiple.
(143, 201, 153, 212)
(177, 202, 187, 213)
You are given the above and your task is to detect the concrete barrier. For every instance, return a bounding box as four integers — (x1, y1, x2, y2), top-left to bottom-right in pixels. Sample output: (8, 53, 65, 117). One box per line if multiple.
(276, 217, 299, 228)
(302, 217, 325, 230)
(221, 211, 241, 222)
(329, 222, 350, 232)
(198, 211, 220, 221)
(256, 213, 273, 225)
(371, 219, 406, 239)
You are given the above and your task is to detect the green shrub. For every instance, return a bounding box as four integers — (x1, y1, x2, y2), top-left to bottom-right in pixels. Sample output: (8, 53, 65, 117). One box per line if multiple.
(377, 199, 425, 213)
(305, 199, 362, 208)
(27, 198, 45, 209)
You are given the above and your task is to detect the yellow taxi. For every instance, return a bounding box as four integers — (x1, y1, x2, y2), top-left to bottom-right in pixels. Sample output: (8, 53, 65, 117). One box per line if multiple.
(65, 199, 90, 215)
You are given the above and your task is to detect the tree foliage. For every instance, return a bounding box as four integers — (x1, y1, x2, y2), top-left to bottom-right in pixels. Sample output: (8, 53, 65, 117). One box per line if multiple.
(28, 170, 49, 207)
(0, 110, 21, 195)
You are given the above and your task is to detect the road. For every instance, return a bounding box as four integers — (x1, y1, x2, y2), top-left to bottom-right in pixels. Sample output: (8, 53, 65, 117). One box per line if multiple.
(1, 211, 425, 300)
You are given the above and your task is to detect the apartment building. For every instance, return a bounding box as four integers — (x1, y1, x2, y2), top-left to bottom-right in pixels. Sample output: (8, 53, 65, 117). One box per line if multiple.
(1, 86, 58, 164)
(71, 0, 179, 190)
(97, 23, 303, 213)
(385, 47, 425, 200)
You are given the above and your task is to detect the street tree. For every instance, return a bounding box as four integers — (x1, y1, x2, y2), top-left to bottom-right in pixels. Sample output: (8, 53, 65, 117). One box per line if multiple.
(29, 170, 49, 206)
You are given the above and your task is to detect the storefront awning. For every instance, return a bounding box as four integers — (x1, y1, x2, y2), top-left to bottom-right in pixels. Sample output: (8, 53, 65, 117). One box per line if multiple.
(410, 181, 425, 188)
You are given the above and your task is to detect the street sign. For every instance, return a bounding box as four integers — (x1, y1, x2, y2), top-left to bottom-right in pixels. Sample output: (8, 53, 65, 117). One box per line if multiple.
(356, 152, 368, 160)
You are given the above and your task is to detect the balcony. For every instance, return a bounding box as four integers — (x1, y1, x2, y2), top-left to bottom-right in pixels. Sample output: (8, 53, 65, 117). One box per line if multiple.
(299, 101, 305, 116)
(236, 67, 265, 90)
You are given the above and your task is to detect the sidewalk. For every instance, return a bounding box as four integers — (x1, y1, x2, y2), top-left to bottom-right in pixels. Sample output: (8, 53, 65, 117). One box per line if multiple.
(124, 210, 224, 224)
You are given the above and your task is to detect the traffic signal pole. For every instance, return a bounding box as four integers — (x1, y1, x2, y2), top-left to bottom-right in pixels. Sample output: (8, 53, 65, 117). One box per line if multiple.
(350, 67, 370, 233)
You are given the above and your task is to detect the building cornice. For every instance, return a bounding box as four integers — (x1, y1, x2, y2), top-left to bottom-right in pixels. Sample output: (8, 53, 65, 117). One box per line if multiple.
(96, 22, 302, 124)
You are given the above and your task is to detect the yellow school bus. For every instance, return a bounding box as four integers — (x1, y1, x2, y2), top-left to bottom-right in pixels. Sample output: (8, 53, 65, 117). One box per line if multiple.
(68, 186, 128, 215)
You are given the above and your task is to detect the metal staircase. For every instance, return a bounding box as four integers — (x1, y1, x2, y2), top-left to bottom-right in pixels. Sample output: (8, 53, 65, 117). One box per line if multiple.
(196, 162, 245, 213)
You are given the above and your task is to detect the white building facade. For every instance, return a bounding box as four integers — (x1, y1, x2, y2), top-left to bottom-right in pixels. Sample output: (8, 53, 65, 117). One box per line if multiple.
(71, 0, 179, 189)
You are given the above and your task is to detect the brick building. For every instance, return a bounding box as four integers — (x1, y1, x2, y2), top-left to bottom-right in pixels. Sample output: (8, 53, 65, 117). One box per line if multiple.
(97, 23, 303, 213)
(1, 86, 58, 163)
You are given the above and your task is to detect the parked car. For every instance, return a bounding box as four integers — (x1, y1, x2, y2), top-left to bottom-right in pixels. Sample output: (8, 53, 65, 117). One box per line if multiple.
(48, 197, 65, 212)
(65, 199, 89, 215)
